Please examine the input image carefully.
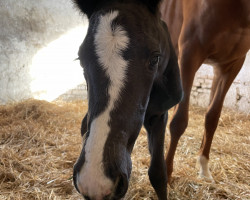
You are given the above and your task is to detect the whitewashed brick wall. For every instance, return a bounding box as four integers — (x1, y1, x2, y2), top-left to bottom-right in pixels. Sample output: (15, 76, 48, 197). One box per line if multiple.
(60, 51, 250, 114)
(191, 51, 250, 114)
(57, 83, 88, 101)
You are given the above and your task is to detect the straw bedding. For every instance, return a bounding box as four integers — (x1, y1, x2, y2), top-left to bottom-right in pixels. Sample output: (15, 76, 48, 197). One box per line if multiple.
(0, 99, 249, 199)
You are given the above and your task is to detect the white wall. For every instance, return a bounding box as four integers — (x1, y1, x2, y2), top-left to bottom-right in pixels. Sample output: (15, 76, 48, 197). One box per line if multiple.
(0, 0, 249, 113)
(191, 51, 250, 114)
(0, 0, 88, 103)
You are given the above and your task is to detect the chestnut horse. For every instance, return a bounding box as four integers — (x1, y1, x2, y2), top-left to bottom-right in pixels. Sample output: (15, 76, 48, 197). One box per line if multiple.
(161, 0, 250, 181)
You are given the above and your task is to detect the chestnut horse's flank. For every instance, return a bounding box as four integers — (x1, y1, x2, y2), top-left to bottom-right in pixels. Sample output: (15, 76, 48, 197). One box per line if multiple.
(161, 0, 250, 180)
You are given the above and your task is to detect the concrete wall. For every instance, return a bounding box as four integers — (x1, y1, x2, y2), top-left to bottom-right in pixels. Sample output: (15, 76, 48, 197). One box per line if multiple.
(0, 0, 88, 103)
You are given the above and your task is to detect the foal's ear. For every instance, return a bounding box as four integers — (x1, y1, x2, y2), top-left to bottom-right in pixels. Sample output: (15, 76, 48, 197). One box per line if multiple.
(73, 0, 162, 17)
(73, 0, 100, 18)
(138, 0, 163, 14)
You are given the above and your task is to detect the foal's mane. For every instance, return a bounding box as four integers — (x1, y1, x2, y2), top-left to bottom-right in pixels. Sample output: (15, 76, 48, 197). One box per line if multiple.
(73, 0, 162, 18)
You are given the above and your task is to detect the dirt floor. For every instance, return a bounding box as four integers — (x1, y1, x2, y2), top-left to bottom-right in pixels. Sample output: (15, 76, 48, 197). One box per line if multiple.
(0, 99, 249, 199)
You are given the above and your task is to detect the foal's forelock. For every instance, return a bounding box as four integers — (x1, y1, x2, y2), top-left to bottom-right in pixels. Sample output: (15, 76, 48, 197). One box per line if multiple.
(77, 11, 130, 197)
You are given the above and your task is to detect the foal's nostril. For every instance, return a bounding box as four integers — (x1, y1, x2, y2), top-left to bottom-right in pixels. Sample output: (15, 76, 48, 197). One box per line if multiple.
(114, 173, 129, 199)
(83, 196, 91, 200)
(103, 194, 112, 200)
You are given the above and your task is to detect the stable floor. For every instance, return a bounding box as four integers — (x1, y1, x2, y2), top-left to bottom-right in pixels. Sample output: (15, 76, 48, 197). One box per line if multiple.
(0, 100, 249, 199)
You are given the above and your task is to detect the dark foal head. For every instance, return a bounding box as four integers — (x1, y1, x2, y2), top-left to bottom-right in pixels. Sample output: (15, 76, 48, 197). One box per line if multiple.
(73, 0, 182, 199)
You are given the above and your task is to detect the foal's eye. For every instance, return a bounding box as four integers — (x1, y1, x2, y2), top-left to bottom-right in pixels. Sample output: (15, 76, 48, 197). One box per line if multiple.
(149, 55, 160, 70)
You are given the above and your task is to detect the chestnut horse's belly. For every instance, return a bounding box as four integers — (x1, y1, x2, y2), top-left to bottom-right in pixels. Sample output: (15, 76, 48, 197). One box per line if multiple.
(204, 27, 250, 66)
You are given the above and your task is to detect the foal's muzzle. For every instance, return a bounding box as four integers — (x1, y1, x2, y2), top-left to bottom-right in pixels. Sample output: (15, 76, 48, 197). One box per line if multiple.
(73, 165, 129, 200)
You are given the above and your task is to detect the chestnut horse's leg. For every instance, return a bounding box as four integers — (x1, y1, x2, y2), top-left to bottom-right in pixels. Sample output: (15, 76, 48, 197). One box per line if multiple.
(166, 41, 205, 181)
(198, 57, 246, 180)
(144, 112, 168, 200)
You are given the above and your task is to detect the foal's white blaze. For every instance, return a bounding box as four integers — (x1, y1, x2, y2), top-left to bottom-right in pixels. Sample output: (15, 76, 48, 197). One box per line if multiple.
(77, 11, 129, 198)
(198, 155, 214, 181)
